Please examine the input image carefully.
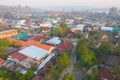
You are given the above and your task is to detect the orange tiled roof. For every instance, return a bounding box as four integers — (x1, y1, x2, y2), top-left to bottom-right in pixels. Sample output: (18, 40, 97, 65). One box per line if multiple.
(8, 38, 53, 51)
(28, 40, 53, 51)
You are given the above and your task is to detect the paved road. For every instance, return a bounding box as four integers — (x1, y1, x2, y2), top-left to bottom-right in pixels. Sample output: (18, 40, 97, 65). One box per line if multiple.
(59, 46, 85, 80)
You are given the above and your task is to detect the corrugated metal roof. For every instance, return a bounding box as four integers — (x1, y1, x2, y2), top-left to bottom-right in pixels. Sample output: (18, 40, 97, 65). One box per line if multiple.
(19, 46, 48, 60)
(46, 37, 61, 45)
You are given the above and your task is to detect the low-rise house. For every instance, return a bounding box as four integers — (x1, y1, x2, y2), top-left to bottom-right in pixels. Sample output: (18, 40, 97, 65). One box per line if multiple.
(40, 27, 50, 34)
(56, 41, 73, 52)
(40, 22, 52, 27)
(30, 25, 41, 29)
(0, 58, 4, 67)
(67, 33, 73, 38)
(7, 43, 54, 69)
(66, 19, 74, 24)
(24, 20, 32, 26)
(70, 28, 77, 33)
(98, 67, 114, 80)
(16, 20, 26, 25)
(0, 29, 18, 39)
(46, 37, 61, 46)
(6, 47, 19, 54)
(7, 51, 35, 69)
(100, 55, 120, 68)
(21, 35, 33, 42)
(31, 40, 54, 54)
(32, 35, 44, 41)
(18, 45, 49, 61)
(76, 24, 85, 32)
(13, 33, 29, 40)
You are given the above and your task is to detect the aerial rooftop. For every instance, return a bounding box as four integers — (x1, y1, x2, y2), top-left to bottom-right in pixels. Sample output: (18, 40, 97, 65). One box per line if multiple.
(19, 45, 48, 60)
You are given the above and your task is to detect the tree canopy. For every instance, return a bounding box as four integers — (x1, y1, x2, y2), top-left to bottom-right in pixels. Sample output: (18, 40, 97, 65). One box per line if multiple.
(63, 73, 75, 80)
(113, 66, 120, 80)
(57, 52, 70, 71)
(54, 22, 68, 37)
(20, 69, 35, 80)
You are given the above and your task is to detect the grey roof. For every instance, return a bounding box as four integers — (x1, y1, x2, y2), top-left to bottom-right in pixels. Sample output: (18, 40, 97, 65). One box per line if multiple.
(19, 46, 48, 60)
(46, 37, 61, 45)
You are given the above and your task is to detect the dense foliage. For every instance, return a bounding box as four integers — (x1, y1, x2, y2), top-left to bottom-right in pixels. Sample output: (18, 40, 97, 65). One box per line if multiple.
(54, 22, 68, 37)
(43, 52, 70, 80)
(113, 66, 120, 80)
(63, 73, 75, 80)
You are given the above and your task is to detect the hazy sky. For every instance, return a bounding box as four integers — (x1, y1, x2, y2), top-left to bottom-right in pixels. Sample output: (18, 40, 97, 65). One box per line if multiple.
(0, 0, 120, 8)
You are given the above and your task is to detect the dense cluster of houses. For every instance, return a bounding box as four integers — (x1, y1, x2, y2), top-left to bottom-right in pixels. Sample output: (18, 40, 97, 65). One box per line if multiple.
(0, 14, 120, 36)
(97, 54, 120, 80)
(0, 29, 73, 75)
(0, 12, 120, 80)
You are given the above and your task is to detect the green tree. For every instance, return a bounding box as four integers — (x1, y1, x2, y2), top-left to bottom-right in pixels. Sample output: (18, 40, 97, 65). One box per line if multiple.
(60, 22, 67, 29)
(113, 66, 120, 80)
(0, 39, 12, 59)
(81, 51, 98, 66)
(87, 67, 101, 80)
(54, 22, 68, 37)
(0, 68, 19, 80)
(63, 73, 75, 80)
(116, 41, 120, 56)
(73, 30, 81, 38)
(57, 52, 70, 71)
(20, 69, 35, 80)
(76, 38, 87, 61)
(97, 42, 112, 55)
(44, 67, 60, 80)
(0, 39, 12, 50)
(80, 45, 89, 55)
(54, 27, 63, 37)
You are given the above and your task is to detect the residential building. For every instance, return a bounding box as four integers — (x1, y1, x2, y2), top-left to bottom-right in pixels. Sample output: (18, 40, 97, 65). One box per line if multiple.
(56, 41, 73, 52)
(46, 37, 61, 46)
(0, 58, 4, 67)
(98, 67, 114, 80)
(0, 29, 18, 39)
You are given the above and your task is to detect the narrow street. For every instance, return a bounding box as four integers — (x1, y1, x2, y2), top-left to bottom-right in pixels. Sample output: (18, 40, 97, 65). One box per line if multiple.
(59, 45, 85, 80)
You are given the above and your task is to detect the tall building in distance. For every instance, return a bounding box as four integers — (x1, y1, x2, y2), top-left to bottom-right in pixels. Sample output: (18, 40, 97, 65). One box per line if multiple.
(109, 7, 119, 19)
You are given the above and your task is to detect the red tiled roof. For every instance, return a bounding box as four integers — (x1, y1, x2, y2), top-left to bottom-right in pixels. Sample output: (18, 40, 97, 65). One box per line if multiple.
(98, 67, 114, 80)
(0, 58, 4, 64)
(67, 33, 73, 37)
(35, 19, 42, 24)
(57, 41, 72, 51)
(10, 51, 27, 61)
(32, 35, 44, 41)
(24, 20, 31, 25)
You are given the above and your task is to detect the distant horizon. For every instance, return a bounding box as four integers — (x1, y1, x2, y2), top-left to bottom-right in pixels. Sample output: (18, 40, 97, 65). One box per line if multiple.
(0, 4, 118, 10)
(0, 0, 120, 9)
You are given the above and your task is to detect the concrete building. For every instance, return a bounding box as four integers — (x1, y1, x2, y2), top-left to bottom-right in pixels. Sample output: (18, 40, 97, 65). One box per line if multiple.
(0, 29, 18, 39)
